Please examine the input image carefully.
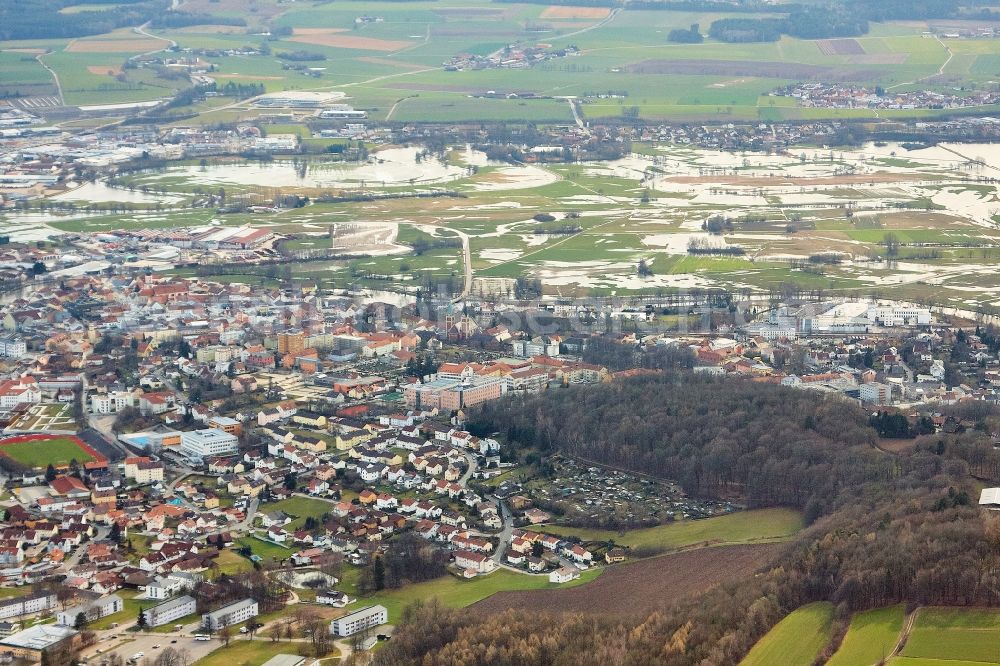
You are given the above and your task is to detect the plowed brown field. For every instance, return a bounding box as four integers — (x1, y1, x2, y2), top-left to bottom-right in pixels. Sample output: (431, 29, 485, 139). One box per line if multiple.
(471, 543, 786, 618)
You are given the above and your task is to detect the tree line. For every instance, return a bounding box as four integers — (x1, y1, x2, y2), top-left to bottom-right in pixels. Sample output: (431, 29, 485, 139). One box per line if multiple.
(376, 372, 1000, 666)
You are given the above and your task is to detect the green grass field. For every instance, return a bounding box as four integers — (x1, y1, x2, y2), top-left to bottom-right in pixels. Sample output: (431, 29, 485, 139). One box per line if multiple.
(739, 602, 835, 666)
(0, 437, 95, 468)
(348, 567, 602, 621)
(535, 508, 803, 552)
(6, 0, 981, 122)
(889, 657, 996, 666)
(900, 607, 1000, 664)
(192, 640, 330, 666)
(264, 496, 334, 530)
(827, 605, 906, 666)
(236, 536, 293, 564)
(90, 592, 158, 630)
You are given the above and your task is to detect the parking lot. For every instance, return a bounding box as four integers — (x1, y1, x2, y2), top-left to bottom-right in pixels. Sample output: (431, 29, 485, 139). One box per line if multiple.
(83, 632, 222, 665)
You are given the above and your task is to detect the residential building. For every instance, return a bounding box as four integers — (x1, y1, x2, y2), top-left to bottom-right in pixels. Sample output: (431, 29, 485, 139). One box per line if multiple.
(139, 392, 175, 415)
(0, 377, 41, 409)
(56, 595, 123, 627)
(124, 456, 164, 484)
(0, 336, 26, 358)
(860, 382, 892, 406)
(145, 595, 197, 627)
(0, 593, 57, 620)
(454, 550, 496, 574)
(201, 598, 258, 630)
(316, 591, 350, 607)
(328, 605, 387, 637)
(549, 566, 580, 584)
(90, 390, 137, 414)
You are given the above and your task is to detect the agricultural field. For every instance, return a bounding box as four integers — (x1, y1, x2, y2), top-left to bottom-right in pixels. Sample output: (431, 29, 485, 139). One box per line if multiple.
(348, 566, 602, 621)
(898, 607, 1000, 665)
(472, 542, 787, 617)
(826, 605, 906, 666)
(535, 507, 803, 553)
(890, 660, 1000, 666)
(738, 602, 835, 666)
(4, 0, 998, 120)
(0, 434, 101, 469)
(0, 50, 59, 97)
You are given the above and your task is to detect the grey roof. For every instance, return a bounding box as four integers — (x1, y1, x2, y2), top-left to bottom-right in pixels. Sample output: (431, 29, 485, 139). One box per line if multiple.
(203, 598, 256, 619)
(148, 594, 196, 615)
(260, 656, 306, 666)
(0, 624, 77, 649)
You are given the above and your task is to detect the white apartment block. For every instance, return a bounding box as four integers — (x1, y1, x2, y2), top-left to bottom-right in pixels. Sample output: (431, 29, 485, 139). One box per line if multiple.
(0, 593, 56, 620)
(57, 595, 123, 626)
(91, 390, 137, 414)
(201, 598, 258, 630)
(329, 605, 387, 637)
(0, 337, 26, 359)
(860, 382, 892, 406)
(145, 595, 197, 627)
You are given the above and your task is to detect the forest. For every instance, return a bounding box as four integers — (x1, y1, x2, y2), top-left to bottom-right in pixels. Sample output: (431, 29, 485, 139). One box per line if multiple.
(0, 0, 160, 40)
(0, 0, 243, 40)
(375, 374, 1000, 666)
(470, 374, 887, 515)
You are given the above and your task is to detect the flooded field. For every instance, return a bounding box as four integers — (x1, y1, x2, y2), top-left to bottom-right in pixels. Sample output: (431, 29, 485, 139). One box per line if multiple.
(22, 140, 1000, 310)
(129, 147, 483, 190)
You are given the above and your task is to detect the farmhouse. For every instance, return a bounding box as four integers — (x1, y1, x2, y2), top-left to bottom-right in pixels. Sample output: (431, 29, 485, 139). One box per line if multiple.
(549, 566, 580, 584)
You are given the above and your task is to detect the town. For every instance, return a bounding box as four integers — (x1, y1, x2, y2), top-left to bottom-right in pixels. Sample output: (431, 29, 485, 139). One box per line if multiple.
(0, 228, 997, 664)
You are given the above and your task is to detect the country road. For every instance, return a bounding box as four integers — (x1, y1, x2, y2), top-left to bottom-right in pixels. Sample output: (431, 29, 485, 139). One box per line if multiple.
(401, 220, 472, 303)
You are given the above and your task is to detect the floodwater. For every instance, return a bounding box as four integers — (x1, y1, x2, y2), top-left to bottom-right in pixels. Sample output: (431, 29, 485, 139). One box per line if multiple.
(161, 147, 469, 188)
(52, 182, 183, 204)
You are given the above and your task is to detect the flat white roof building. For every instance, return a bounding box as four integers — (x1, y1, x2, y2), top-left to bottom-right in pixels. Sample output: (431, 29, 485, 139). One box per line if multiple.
(979, 487, 1000, 509)
(180, 428, 239, 460)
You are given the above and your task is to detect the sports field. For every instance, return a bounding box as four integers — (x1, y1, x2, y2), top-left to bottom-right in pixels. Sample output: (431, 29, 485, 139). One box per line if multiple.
(0, 434, 102, 468)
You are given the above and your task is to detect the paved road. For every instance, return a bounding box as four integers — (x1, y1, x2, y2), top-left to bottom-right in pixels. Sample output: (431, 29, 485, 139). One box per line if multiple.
(400, 221, 471, 303)
(489, 495, 513, 565)
(203, 496, 259, 538)
(457, 451, 478, 488)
